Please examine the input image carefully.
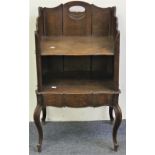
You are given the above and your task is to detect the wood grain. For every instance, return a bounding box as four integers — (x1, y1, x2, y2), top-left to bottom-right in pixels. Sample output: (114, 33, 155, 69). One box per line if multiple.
(40, 36, 114, 56)
(63, 1, 91, 35)
(41, 79, 119, 94)
(92, 5, 112, 36)
(43, 5, 63, 36)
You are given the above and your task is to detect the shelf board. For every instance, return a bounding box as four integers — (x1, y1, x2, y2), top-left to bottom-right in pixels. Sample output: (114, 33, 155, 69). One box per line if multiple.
(40, 36, 114, 56)
(40, 78, 119, 94)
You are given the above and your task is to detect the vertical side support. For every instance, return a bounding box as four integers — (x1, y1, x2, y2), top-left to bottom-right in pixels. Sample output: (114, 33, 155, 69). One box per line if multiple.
(33, 9, 45, 152)
(114, 32, 120, 90)
(111, 7, 120, 90)
(35, 32, 42, 91)
(38, 7, 44, 35)
(110, 7, 116, 37)
(35, 8, 44, 91)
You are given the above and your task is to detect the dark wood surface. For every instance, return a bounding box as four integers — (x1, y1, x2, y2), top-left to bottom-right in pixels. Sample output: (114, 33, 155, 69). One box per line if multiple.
(92, 5, 112, 36)
(41, 56, 114, 80)
(42, 79, 119, 94)
(63, 1, 92, 35)
(40, 36, 114, 56)
(33, 1, 122, 152)
(43, 5, 63, 36)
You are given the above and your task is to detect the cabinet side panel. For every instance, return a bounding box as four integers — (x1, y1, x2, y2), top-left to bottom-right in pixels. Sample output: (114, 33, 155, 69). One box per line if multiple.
(92, 5, 111, 36)
(114, 32, 120, 90)
(111, 7, 118, 38)
(35, 31, 42, 90)
(43, 5, 63, 36)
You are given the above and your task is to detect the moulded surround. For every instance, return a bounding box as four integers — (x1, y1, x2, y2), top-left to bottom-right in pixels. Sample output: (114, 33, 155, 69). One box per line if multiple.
(69, 5, 86, 12)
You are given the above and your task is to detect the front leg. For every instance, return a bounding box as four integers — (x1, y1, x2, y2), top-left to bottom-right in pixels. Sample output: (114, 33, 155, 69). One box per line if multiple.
(112, 103, 122, 151)
(42, 106, 46, 124)
(109, 106, 114, 122)
(33, 103, 43, 152)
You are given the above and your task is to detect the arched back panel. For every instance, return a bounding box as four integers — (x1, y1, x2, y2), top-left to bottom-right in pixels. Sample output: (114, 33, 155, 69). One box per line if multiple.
(43, 5, 63, 36)
(39, 1, 116, 36)
(63, 1, 91, 35)
(92, 5, 112, 36)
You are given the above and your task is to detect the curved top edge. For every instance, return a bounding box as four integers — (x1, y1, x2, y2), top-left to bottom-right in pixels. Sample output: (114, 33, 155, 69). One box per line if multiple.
(92, 4, 116, 10)
(64, 1, 90, 6)
(39, 2, 116, 9)
(39, 4, 63, 10)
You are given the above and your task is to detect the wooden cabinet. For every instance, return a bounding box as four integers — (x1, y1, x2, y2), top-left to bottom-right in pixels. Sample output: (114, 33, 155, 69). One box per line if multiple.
(33, 1, 122, 152)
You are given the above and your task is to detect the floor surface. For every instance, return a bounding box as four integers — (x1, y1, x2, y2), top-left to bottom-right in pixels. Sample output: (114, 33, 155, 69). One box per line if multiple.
(29, 120, 126, 155)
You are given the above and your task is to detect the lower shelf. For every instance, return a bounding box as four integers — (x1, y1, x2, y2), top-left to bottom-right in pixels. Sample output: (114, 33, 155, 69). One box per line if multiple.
(41, 78, 119, 94)
(37, 79, 120, 107)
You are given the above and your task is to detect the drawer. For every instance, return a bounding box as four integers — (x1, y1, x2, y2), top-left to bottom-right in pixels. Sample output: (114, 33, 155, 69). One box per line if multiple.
(63, 94, 92, 107)
(43, 93, 114, 107)
(92, 94, 113, 107)
(43, 94, 62, 107)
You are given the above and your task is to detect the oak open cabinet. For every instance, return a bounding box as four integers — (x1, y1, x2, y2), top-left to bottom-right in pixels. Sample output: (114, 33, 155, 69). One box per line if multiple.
(33, 1, 122, 152)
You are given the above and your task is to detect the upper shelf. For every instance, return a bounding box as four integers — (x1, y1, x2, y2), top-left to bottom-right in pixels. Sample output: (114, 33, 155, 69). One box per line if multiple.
(40, 36, 114, 56)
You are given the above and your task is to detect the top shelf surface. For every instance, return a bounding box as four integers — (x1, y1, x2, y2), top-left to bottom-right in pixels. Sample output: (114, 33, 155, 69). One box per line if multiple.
(40, 36, 114, 56)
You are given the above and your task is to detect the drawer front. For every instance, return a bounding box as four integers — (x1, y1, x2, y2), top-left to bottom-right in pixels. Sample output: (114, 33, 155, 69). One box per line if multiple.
(63, 94, 92, 107)
(43, 93, 114, 107)
(43, 94, 62, 107)
(93, 94, 113, 107)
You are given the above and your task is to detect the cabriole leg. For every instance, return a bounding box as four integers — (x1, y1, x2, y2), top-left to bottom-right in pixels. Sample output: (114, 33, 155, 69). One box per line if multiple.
(33, 103, 43, 152)
(109, 106, 114, 122)
(42, 106, 46, 124)
(112, 103, 122, 151)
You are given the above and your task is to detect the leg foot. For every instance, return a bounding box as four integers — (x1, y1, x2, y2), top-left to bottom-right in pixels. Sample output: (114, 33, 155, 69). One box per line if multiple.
(42, 106, 46, 124)
(37, 144, 42, 152)
(33, 104, 43, 152)
(109, 106, 114, 122)
(112, 104, 122, 151)
(114, 144, 119, 151)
